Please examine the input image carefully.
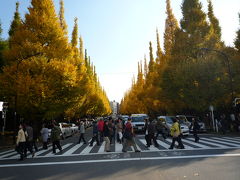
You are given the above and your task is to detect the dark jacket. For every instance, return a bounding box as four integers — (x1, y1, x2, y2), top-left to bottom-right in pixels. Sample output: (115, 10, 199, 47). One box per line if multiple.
(92, 122, 98, 134)
(51, 126, 61, 141)
(148, 122, 156, 135)
(103, 124, 110, 137)
(190, 121, 200, 132)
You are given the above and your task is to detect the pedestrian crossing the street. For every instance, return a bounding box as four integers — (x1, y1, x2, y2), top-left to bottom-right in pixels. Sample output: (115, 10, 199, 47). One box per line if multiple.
(0, 136, 240, 160)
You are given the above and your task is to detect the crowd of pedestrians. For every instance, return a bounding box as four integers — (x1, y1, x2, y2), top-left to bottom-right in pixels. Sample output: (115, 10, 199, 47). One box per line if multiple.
(14, 115, 203, 160)
(15, 121, 63, 161)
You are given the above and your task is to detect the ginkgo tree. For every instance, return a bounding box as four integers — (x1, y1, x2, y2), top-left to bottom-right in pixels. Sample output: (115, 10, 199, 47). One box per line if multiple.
(0, 0, 111, 127)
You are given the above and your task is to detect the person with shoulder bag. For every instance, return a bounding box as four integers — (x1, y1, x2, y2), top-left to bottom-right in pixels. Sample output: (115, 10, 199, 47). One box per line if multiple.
(189, 118, 200, 142)
(51, 122, 62, 154)
(16, 124, 27, 160)
(122, 118, 141, 153)
(41, 123, 49, 149)
(24, 122, 35, 158)
(169, 118, 185, 149)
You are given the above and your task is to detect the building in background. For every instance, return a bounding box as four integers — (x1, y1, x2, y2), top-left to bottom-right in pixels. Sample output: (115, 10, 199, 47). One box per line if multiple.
(110, 100, 119, 117)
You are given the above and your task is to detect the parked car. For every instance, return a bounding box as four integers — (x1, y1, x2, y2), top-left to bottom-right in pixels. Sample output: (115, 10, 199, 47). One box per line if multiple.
(120, 115, 129, 125)
(120, 115, 129, 120)
(176, 115, 207, 133)
(59, 122, 73, 139)
(130, 114, 149, 133)
(157, 116, 190, 136)
(69, 123, 79, 134)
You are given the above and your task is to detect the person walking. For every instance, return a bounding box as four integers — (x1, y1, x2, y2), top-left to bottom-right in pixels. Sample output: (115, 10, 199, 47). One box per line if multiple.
(189, 118, 200, 142)
(122, 118, 141, 153)
(116, 119, 123, 144)
(41, 123, 49, 149)
(169, 118, 185, 149)
(24, 122, 35, 157)
(32, 123, 39, 152)
(155, 118, 167, 140)
(78, 121, 87, 144)
(148, 119, 159, 147)
(108, 119, 115, 144)
(97, 118, 104, 142)
(144, 119, 151, 147)
(16, 124, 27, 160)
(51, 122, 62, 154)
(219, 114, 227, 134)
(89, 120, 100, 146)
(103, 120, 111, 152)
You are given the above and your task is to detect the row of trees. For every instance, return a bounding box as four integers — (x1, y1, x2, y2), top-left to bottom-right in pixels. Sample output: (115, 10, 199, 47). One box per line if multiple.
(0, 0, 111, 127)
(120, 0, 240, 118)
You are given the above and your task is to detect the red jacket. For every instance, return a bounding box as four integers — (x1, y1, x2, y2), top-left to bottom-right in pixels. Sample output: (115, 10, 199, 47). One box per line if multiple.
(97, 120, 104, 132)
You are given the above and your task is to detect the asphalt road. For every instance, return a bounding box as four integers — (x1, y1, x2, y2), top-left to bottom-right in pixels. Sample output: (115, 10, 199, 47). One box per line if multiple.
(0, 129, 240, 180)
(0, 152, 240, 180)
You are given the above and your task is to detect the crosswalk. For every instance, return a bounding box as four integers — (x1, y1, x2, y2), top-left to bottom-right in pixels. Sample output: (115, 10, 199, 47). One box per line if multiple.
(0, 136, 240, 160)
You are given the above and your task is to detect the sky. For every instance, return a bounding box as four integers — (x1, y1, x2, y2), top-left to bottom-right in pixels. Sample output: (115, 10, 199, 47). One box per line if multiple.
(0, 0, 239, 103)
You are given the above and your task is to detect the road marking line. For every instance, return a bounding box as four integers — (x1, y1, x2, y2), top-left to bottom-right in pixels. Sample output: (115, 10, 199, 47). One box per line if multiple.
(4, 144, 50, 159)
(0, 149, 14, 156)
(181, 139, 209, 148)
(34, 148, 52, 156)
(210, 137, 240, 146)
(213, 137, 240, 144)
(115, 142, 123, 152)
(200, 138, 232, 147)
(1, 146, 240, 161)
(222, 137, 240, 142)
(165, 138, 194, 149)
(98, 142, 106, 153)
(80, 143, 95, 155)
(157, 139, 170, 149)
(139, 139, 159, 151)
(188, 138, 227, 148)
(1, 153, 240, 168)
(0, 151, 18, 159)
(61, 143, 83, 155)
(44, 143, 73, 157)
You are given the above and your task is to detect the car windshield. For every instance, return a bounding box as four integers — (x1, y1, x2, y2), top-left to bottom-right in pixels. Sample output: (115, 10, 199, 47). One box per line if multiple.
(131, 116, 147, 122)
(186, 116, 201, 122)
(166, 116, 177, 124)
(178, 119, 185, 124)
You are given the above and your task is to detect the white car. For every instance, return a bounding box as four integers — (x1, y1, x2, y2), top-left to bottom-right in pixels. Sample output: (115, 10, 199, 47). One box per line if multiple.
(157, 116, 190, 136)
(130, 114, 149, 132)
(59, 122, 73, 139)
(69, 123, 79, 134)
(176, 115, 207, 133)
